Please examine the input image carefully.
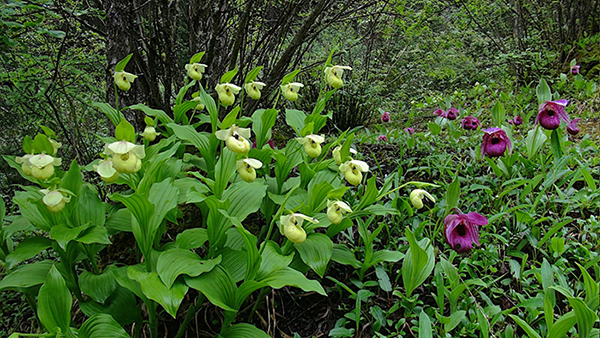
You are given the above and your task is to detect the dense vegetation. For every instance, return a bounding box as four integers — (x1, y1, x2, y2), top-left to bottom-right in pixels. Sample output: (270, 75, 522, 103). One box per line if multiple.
(1, 0, 599, 337)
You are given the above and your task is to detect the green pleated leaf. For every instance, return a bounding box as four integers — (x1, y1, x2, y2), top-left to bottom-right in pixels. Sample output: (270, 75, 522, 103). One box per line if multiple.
(213, 148, 237, 199)
(548, 311, 576, 338)
(157, 249, 221, 288)
(295, 233, 333, 278)
(92, 102, 124, 127)
(60, 160, 83, 196)
(50, 225, 86, 249)
(508, 315, 542, 338)
(77, 226, 111, 245)
(419, 311, 432, 338)
(220, 67, 238, 84)
(115, 118, 136, 143)
(167, 123, 210, 150)
(285, 109, 306, 136)
(257, 241, 294, 279)
(129, 103, 173, 124)
(175, 228, 208, 249)
(0, 260, 54, 291)
(127, 267, 188, 318)
(79, 314, 130, 338)
(79, 269, 118, 304)
(80, 286, 139, 326)
(5, 236, 52, 270)
(402, 229, 435, 296)
(536, 78, 552, 104)
(115, 53, 133, 72)
(569, 297, 598, 338)
(223, 180, 268, 221)
(331, 243, 360, 269)
(219, 323, 270, 338)
(73, 184, 105, 228)
(445, 310, 465, 332)
(185, 265, 237, 312)
(37, 266, 72, 333)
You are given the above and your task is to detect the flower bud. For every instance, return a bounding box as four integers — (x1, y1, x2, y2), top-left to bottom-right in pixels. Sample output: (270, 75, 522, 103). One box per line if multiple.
(142, 126, 159, 142)
(409, 189, 436, 209)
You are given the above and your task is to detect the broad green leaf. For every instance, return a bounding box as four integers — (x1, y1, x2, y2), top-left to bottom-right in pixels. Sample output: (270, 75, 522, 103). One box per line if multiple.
(168, 123, 210, 150)
(129, 103, 173, 124)
(185, 265, 237, 312)
(548, 311, 576, 338)
(189, 51, 205, 64)
(157, 249, 221, 288)
(285, 109, 306, 136)
(445, 310, 465, 332)
(221, 105, 240, 129)
(80, 286, 139, 326)
(60, 160, 83, 196)
(577, 263, 600, 310)
(569, 297, 598, 338)
(281, 69, 301, 84)
(92, 102, 124, 127)
(173, 101, 198, 124)
(525, 126, 547, 159)
(219, 323, 270, 338)
(251, 108, 278, 149)
(245, 66, 263, 83)
(375, 266, 392, 292)
(32, 133, 55, 155)
(127, 267, 188, 318)
(105, 209, 132, 233)
(214, 148, 237, 199)
(508, 315, 542, 338)
(331, 243, 360, 269)
(175, 228, 208, 249)
(5, 237, 52, 270)
(50, 225, 86, 249)
(445, 174, 460, 214)
(223, 180, 268, 221)
(79, 314, 130, 338)
(402, 230, 435, 296)
(258, 267, 325, 295)
(115, 53, 133, 72)
(477, 306, 489, 338)
(37, 266, 72, 333)
(220, 67, 238, 84)
(257, 241, 294, 279)
(295, 233, 333, 278)
(536, 78, 552, 104)
(419, 311, 432, 338)
(73, 184, 105, 228)
(0, 260, 54, 291)
(115, 118, 136, 143)
(491, 101, 506, 128)
(79, 270, 118, 304)
(369, 250, 403, 266)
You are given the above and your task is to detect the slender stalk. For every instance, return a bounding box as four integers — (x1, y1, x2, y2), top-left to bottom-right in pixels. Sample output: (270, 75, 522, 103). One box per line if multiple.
(247, 287, 270, 322)
(147, 301, 158, 338)
(174, 295, 205, 338)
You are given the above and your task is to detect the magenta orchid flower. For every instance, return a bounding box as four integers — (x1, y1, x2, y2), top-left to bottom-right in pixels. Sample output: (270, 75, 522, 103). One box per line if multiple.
(571, 65, 580, 75)
(444, 212, 488, 253)
(445, 108, 459, 120)
(404, 127, 415, 135)
(381, 112, 390, 123)
(481, 128, 511, 158)
(433, 108, 444, 117)
(378, 135, 388, 142)
(508, 115, 524, 126)
(567, 118, 581, 135)
(535, 99, 570, 130)
(461, 116, 480, 130)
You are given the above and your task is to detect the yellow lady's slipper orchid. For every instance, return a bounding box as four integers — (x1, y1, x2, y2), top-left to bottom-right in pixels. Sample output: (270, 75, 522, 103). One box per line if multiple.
(325, 65, 352, 89)
(215, 83, 242, 106)
(339, 160, 369, 186)
(15, 154, 34, 176)
(409, 189, 436, 209)
(28, 154, 62, 180)
(327, 200, 352, 224)
(40, 189, 70, 213)
(185, 63, 207, 81)
(236, 158, 263, 183)
(141, 126, 160, 142)
(104, 141, 146, 174)
(113, 71, 138, 91)
(192, 96, 205, 110)
(280, 82, 304, 102)
(94, 159, 119, 183)
(297, 134, 325, 158)
(215, 125, 251, 154)
(280, 213, 319, 244)
(244, 81, 266, 100)
(332, 146, 358, 165)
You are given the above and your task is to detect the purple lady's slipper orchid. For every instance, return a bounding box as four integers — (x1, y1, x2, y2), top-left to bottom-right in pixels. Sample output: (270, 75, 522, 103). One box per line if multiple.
(571, 65, 580, 75)
(509, 115, 524, 126)
(445, 108, 459, 120)
(444, 212, 488, 253)
(535, 99, 570, 130)
(567, 118, 581, 135)
(461, 116, 480, 130)
(381, 112, 390, 123)
(404, 127, 415, 135)
(481, 128, 512, 158)
(378, 135, 388, 142)
(433, 109, 444, 117)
